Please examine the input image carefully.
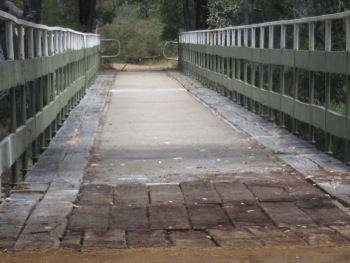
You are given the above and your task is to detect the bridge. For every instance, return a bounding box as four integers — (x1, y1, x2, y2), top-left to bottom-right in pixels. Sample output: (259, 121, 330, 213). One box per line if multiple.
(1, 9, 350, 261)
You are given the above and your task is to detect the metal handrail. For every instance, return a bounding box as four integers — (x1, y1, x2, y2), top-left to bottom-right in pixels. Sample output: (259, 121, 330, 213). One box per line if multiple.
(101, 39, 121, 59)
(163, 41, 178, 61)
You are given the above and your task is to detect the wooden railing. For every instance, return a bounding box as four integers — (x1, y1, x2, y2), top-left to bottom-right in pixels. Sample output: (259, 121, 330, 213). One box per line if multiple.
(179, 11, 350, 163)
(0, 10, 100, 195)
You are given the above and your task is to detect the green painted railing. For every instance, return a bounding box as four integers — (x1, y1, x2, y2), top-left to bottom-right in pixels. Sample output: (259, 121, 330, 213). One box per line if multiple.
(179, 11, 350, 163)
(0, 10, 100, 195)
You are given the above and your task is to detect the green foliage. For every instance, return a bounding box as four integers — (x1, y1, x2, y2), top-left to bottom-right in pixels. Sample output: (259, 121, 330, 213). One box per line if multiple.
(96, 0, 118, 26)
(100, 4, 164, 62)
(160, 0, 183, 40)
(41, 0, 81, 30)
(207, 0, 240, 28)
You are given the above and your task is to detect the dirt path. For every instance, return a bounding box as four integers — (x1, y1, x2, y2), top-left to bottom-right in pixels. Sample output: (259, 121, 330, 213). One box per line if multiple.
(112, 62, 176, 71)
(1, 246, 350, 263)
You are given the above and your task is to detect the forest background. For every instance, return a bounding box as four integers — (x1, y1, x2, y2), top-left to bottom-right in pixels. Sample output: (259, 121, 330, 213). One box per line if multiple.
(7, 0, 350, 62)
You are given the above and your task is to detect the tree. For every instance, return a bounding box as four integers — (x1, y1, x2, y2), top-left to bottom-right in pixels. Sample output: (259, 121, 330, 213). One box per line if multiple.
(183, 0, 192, 31)
(23, 0, 41, 22)
(194, 0, 208, 29)
(79, 0, 97, 32)
(160, 0, 183, 40)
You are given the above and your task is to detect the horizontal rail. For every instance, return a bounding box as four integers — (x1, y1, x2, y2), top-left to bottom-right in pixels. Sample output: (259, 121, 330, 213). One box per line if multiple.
(181, 10, 350, 33)
(179, 11, 350, 163)
(0, 10, 100, 195)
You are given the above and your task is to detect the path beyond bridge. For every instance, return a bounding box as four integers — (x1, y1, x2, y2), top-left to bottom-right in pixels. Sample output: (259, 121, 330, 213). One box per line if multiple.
(1, 71, 350, 262)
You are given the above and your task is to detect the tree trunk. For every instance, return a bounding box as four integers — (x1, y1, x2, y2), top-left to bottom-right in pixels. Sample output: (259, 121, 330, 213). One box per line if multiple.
(243, 0, 249, 24)
(79, 0, 97, 32)
(183, 0, 191, 31)
(194, 0, 208, 30)
(23, 0, 41, 23)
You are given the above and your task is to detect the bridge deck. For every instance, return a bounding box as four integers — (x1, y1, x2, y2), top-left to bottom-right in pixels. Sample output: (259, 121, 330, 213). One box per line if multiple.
(1, 71, 350, 256)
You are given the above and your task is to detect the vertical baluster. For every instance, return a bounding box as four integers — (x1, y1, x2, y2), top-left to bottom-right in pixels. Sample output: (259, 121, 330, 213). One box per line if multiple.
(267, 26, 274, 120)
(292, 24, 300, 133)
(279, 24, 286, 127)
(309, 22, 316, 143)
(258, 27, 265, 115)
(251, 27, 256, 112)
(325, 20, 332, 153)
(346, 17, 350, 163)
(6, 21, 18, 183)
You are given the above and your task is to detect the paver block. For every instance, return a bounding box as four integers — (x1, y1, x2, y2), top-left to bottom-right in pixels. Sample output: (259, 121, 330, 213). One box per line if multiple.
(260, 202, 316, 227)
(83, 230, 126, 250)
(13, 232, 60, 251)
(291, 226, 349, 246)
(0, 239, 16, 250)
(149, 184, 184, 205)
(115, 184, 149, 206)
(170, 230, 215, 247)
(61, 232, 83, 250)
(0, 223, 23, 240)
(284, 180, 326, 200)
(79, 184, 114, 205)
(127, 231, 170, 248)
(297, 200, 350, 226)
(149, 205, 190, 230)
(187, 205, 232, 230)
(111, 206, 148, 230)
(68, 205, 110, 231)
(26, 201, 73, 219)
(224, 204, 274, 227)
(11, 183, 50, 193)
(213, 181, 257, 205)
(246, 182, 293, 202)
(209, 229, 262, 247)
(247, 226, 305, 246)
(330, 226, 350, 241)
(181, 181, 222, 205)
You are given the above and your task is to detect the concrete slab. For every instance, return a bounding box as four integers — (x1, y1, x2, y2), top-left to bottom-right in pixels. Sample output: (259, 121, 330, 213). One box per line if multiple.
(91, 72, 283, 185)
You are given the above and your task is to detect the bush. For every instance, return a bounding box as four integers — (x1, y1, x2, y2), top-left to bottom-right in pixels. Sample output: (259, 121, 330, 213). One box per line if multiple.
(100, 4, 164, 63)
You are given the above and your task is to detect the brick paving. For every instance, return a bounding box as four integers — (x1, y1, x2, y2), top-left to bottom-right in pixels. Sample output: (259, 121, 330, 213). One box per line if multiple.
(62, 176, 350, 250)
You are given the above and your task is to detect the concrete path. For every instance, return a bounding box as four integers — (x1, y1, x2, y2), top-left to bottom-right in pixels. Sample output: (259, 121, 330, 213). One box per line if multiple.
(0, 71, 350, 255)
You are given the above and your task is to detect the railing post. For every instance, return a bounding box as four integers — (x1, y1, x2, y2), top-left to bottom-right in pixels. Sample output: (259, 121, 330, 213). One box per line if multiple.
(325, 20, 332, 153)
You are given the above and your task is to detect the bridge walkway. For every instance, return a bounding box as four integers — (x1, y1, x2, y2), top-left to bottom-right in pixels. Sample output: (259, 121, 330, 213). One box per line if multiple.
(0, 71, 350, 257)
